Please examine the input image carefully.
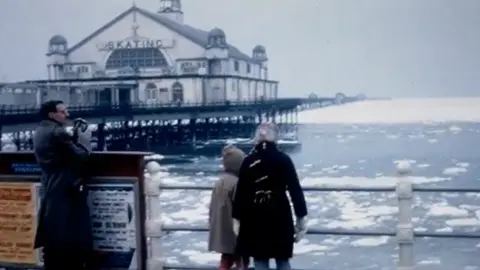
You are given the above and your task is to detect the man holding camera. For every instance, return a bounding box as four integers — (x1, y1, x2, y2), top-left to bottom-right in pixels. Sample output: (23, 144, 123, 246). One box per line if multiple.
(33, 100, 93, 270)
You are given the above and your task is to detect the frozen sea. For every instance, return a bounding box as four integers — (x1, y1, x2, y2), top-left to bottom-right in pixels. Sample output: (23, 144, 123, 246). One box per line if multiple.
(152, 98, 480, 270)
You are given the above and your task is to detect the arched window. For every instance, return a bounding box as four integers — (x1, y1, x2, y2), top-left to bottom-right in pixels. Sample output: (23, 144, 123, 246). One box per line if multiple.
(172, 82, 184, 103)
(145, 82, 157, 100)
(105, 48, 169, 70)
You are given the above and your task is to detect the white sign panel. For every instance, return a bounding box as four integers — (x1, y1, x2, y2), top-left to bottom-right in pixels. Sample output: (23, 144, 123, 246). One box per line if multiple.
(88, 183, 138, 270)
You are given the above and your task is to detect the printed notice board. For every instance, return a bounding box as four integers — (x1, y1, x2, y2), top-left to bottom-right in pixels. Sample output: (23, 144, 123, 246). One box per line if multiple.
(88, 183, 138, 269)
(0, 182, 38, 265)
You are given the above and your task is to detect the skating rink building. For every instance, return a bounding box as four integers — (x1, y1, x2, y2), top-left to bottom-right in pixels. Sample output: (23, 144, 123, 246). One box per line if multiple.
(5, 0, 278, 107)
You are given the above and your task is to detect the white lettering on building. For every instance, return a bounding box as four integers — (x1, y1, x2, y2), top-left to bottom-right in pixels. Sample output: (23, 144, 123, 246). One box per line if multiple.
(96, 39, 174, 52)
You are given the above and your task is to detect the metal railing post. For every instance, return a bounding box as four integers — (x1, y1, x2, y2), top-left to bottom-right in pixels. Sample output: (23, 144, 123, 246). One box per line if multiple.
(144, 161, 165, 270)
(395, 161, 414, 270)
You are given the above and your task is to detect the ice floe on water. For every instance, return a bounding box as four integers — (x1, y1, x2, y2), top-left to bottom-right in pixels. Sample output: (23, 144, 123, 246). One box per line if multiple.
(300, 175, 449, 187)
(298, 97, 480, 124)
(443, 166, 468, 176)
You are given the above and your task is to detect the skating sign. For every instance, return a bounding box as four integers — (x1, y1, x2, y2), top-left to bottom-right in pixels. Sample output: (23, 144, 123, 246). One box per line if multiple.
(97, 39, 175, 52)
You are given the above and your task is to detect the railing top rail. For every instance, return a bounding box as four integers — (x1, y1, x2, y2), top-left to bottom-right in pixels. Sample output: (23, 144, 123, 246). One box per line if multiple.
(163, 264, 316, 270)
(0, 99, 308, 116)
(159, 225, 480, 239)
(159, 184, 480, 193)
(0, 97, 340, 112)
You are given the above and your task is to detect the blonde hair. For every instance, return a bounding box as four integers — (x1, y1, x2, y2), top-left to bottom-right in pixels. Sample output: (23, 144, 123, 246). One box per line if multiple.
(254, 122, 278, 143)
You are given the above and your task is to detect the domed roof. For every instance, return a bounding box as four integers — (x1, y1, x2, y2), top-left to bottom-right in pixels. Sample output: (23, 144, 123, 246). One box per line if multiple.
(49, 35, 67, 45)
(335, 92, 346, 103)
(208, 27, 226, 38)
(253, 45, 266, 53)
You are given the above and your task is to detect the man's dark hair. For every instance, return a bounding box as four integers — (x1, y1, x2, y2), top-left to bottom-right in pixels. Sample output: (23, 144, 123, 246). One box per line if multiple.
(39, 100, 64, 120)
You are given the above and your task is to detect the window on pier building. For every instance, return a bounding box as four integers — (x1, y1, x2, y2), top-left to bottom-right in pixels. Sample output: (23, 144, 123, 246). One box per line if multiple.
(247, 64, 251, 73)
(105, 48, 169, 70)
(77, 66, 89, 73)
(234, 60, 239, 72)
(208, 60, 222, 75)
(145, 82, 157, 100)
(158, 87, 169, 103)
(172, 82, 184, 103)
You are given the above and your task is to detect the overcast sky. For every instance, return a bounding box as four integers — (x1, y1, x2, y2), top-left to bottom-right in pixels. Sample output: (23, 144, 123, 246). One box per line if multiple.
(0, 0, 479, 98)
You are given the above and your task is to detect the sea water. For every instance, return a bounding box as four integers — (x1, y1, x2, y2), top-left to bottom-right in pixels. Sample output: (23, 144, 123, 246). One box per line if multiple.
(157, 98, 480, 270)
(2, 98, 480, 269)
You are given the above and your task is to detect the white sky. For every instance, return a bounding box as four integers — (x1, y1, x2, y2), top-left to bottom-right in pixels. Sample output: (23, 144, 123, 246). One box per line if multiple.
(1, 0, 479, 98)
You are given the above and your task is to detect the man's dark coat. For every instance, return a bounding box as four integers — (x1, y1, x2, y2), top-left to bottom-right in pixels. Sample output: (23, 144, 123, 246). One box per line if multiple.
(232, 141, 308, 260)
(33, 120, 93, 254)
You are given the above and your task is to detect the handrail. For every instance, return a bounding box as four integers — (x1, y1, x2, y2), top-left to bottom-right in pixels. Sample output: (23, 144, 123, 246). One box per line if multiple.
(163, 264, 315, 270)
(0, 99, 292, 110)
(158, 184, 480, 193)
(0, 97, 336, 116)
(160, 225, 480, 239)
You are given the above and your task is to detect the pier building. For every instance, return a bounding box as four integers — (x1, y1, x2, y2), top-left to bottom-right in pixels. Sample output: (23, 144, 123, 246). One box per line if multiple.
(33, 0, 276, 107)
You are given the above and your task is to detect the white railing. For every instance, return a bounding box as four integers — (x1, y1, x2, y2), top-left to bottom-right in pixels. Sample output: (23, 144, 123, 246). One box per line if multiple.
(143, 161, 480, 270)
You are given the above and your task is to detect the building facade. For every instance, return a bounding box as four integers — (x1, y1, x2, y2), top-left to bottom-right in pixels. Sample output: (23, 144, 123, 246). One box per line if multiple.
(25, 0, 278, 107)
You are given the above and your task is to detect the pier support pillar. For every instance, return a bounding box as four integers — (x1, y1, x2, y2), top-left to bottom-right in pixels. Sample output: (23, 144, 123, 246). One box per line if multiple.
(189, 119, 197, 148)
(271, 110, 277, 123)
(123, 121, 130, 150)
(257, 111, 263, 123)
(14, 132, 20, 151)
(0, 125, 2, 151)
(97, 122, 106, 151)
(294, 108, 299, 136)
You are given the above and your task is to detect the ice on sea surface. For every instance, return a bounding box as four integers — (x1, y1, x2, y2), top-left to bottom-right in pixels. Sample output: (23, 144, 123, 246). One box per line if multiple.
(298, 97, 480, 124)
(144, 158, 480, 267)
(145, 98, 480, 268)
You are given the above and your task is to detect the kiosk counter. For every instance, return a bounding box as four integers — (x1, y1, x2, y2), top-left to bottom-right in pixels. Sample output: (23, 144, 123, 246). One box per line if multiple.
(0, 151, 151, 270)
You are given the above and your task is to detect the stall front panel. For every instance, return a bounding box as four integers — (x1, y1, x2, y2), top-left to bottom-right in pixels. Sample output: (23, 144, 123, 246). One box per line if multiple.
(0, 151, 150, 270)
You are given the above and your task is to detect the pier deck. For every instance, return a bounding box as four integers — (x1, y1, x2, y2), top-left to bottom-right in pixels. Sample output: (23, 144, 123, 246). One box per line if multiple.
(0, 98, 344, 153)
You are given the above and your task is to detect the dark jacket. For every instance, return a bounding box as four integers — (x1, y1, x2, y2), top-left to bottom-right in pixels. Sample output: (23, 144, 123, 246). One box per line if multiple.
(208, 146, 245, 254)
(232, 141, 307, 259)
(33, 120, 93, 253)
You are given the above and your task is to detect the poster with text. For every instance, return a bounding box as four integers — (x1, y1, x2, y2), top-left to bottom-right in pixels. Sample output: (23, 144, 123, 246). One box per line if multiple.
(87, 183, 138, 270)
(34, 184, 43, 266)
(0, 182, 37, 265)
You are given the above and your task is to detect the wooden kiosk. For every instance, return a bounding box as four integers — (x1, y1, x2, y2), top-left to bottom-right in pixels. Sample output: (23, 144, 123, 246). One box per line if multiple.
(0, 151, 151, 270)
